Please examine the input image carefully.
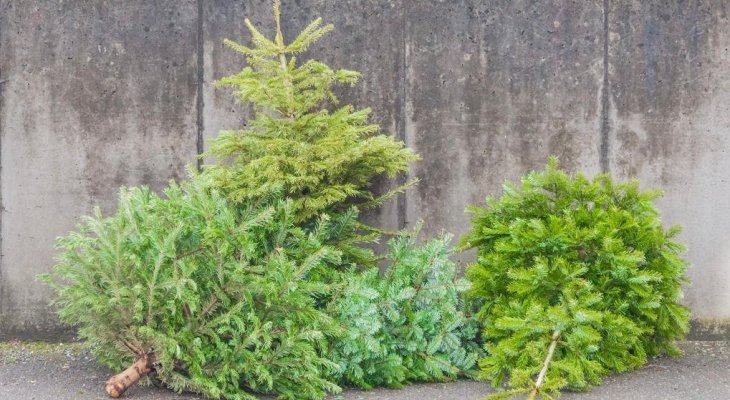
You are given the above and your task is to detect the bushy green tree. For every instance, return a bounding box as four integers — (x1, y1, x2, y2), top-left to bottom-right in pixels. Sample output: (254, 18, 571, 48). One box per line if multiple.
(201, 0, 418, 223)
(40, 180, 349, 400)
(461, 158, 690, 400)
(328, 231, 480, 389)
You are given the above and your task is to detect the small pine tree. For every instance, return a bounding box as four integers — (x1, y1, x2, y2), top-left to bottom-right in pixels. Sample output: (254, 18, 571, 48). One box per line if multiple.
(461, 158, 690, 400)
(40, 180, 350, 400)
(201, 0, 418, 223)
(328, 231, 481, 389)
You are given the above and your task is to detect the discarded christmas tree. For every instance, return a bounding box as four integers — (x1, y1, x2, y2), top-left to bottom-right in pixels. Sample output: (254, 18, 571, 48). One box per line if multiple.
(328, 231, 480, 389)
(40, 181, 348, 400)
(461, 158, 690, 399)
(202, 0, 418, 223)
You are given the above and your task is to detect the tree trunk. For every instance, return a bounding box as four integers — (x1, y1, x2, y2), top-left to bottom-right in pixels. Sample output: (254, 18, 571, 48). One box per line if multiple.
(527, 330, 561, 400)
(105, 354, 153, 398)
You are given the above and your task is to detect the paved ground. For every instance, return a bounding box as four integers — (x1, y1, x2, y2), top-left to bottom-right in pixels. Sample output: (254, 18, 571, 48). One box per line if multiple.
(0, 341, 727, 400)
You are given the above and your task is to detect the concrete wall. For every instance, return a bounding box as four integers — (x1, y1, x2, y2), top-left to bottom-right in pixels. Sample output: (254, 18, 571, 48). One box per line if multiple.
(0, 0, 199, 338)
(1, 0, 728, 339)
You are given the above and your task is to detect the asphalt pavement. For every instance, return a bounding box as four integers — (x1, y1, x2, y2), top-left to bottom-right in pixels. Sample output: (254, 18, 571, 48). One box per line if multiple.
(0, 341, 727, 400)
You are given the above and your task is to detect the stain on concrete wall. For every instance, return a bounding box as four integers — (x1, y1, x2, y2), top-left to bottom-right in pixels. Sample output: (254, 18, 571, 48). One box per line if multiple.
(608, 1, 730, 319)
(404, 0, 604, 262)
(0, 0, 198, 339)
(1, 0, 729, 338)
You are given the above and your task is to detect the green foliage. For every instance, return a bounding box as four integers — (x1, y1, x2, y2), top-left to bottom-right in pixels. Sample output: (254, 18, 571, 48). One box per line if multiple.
(328, 232, 481, 389)
(40, 180, 350, 400)
(201, 0, 418, 223)
(461, 157, 690, 399)
(40, 3, 482, 399)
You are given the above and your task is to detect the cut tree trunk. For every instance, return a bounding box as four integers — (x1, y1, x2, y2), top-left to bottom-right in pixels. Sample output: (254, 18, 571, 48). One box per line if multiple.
(527, 330, 561, 400)
(105, 354, 154, 398)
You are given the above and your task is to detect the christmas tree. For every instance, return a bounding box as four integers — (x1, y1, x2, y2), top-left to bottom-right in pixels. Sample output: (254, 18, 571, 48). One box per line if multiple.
(329, 231, 480, 389)
(40, 180, 348, 400)
(202, 0, 418, 223)
(461, 158, 690, 399)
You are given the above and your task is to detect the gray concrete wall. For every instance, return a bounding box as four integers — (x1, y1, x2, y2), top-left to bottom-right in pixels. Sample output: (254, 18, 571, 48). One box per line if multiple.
(0, 0, 199, 338)
(1, 0, 728, 339)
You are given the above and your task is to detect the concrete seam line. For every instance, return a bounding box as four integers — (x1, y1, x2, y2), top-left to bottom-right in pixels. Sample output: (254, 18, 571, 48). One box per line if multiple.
(600, 0, 611, 173)
(398, 0, 409, 230)
(195, 0, 205, 171)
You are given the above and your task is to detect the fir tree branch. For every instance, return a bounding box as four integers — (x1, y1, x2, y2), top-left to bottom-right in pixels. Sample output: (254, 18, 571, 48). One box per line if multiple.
(119, 337, 143, 357)
(174, 246, 206, 261)
(183, 303, 192, 321)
